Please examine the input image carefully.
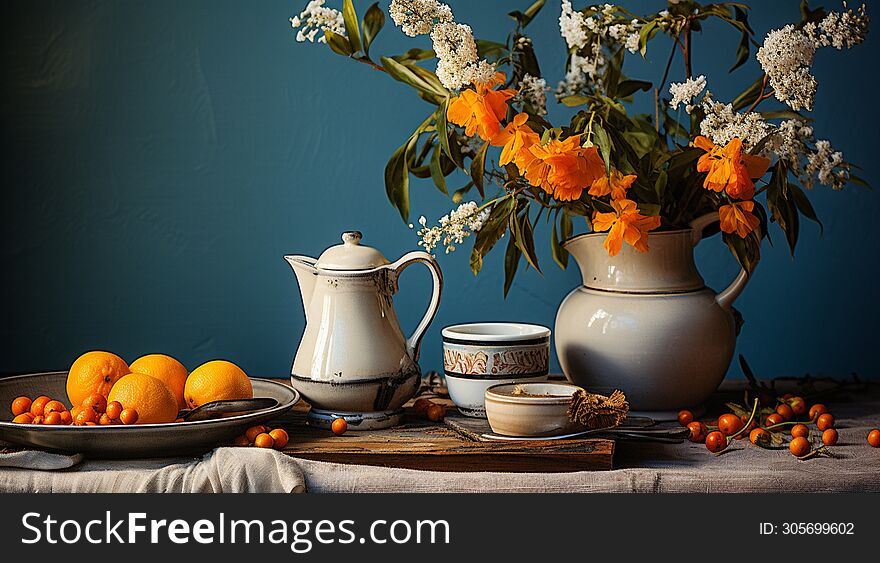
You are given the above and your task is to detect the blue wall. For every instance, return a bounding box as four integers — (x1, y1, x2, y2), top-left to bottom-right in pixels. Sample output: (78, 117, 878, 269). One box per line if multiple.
(2, 0, 878, 381)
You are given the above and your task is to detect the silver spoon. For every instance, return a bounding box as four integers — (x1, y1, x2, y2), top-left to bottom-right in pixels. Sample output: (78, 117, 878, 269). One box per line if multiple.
(178, 398, 278, 422)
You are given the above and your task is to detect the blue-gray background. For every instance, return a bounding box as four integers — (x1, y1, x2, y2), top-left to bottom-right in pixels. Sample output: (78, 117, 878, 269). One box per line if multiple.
(2, 0, 878, 380)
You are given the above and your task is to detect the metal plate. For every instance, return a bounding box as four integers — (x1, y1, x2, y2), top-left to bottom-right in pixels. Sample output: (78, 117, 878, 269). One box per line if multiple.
(0, 372, 299, 459)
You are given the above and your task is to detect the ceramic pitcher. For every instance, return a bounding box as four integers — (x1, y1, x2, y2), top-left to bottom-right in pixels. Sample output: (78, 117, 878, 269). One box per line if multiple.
(285, 231, 442, 429)
(555, 213, 751, 415)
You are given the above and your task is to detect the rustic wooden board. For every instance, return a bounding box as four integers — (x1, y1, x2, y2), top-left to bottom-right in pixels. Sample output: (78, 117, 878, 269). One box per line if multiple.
(276, 403, 615, 472)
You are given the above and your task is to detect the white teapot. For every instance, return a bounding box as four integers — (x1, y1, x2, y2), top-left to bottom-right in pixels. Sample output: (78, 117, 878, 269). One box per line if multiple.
(285, 231, 442, 429)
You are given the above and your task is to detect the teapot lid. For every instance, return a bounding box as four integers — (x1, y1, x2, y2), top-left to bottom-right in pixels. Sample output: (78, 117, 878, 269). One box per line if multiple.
(315, 231, 390, 271)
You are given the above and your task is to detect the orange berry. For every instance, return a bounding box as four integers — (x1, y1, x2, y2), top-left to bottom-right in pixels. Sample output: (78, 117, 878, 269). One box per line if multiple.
(816, 413, 835, 431)
(765, 413, 784, 427)
(749, 428, 770, 446)
(776, 403, 794, 421)
(99, 413, 113, 425)
(867, 429, 880, 448)
(59, 411, 73, 425)
(789, 397, 806, 416)
(174, 418, 184, 423)
(74, 407, 97, 425)
(705, 431, 727, 453)
(11, 397, 32, 416)
(105, 401, 123, 420)
(31, 415, 44, 425)
(30, 396, 51, 417)
(119, 408, 139, 425)
(245, 425, 267, 442)
(254, 433, 275, 448)
(12, 413, 34, 424)
(44, 400, 66, 415)
(82, 393, 108, 414)
(331, 418, 348, 436)
(718, 413, 743, 436)
(789, 436, 811, 457)
(269, 428, 289, 449)
(790, 424, 809, 439)
(44, 412, 63, 425)
(232, 434, 250, 447)
(808, 404, 827, 421)
(84, 421, 97, 426)
(677, 410, 694, 426)
(821, 428, 838, 446)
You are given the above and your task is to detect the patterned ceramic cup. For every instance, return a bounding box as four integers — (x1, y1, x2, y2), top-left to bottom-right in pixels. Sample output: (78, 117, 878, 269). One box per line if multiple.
(442, 323, 550, 417)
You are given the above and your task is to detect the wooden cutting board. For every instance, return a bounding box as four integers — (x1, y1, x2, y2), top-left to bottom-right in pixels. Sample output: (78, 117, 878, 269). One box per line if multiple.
(277, 403, 614, 472)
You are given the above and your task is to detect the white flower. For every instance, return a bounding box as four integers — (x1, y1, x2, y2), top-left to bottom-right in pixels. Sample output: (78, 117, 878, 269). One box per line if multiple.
(431, 22, 496, 90)
(559, 0, 589, 49)
(556, 46, 605, 97)
(698, 92, 771, 149)
(806, 139, 847, 190)
(515, 74, 548, 116)
(389, 0, 453, 37)
(768, 118, 814, 176)
(756, 24, 817, 111)
(807, 3, 869, 49)
(416, 202, 490, 254)
(290, 0, 346, 44)
(668, 75, 706, 113)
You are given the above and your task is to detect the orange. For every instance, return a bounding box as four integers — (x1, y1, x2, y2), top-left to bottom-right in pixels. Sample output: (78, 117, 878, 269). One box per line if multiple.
(66, 351, 129, 407)
(108, 373, 177, 424)
(184, 360, 252, 409)
(245, 425, 267, 443)
(30, 396, 51, 417)
(44, 412, 62, 425)
(11, 397, 32, 416)
(12, 413, 33, 424)
(74, 408, 97, 425)
(254, 433, 274, 448)
(269, 428, 289, 449)
(59, 411, 73, 425)
(129, 354, 189, 410)
(119, 408, 139, 425)
(44, 400, 66, 415)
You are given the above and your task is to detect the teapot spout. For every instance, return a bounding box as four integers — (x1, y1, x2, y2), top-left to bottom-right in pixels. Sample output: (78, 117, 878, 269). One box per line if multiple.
(284, 255, 318, 322)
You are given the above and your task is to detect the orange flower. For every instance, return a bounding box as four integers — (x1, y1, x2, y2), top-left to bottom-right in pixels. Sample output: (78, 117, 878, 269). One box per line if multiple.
(589, 168, 637, 200)
(592, 199, 662, 257)
(447, 72, 516, 142)
(719, 200, 761, 238)
(526, 137, 606, 201)
(492, 113, 539, 167)
(694, 136, 770, 200)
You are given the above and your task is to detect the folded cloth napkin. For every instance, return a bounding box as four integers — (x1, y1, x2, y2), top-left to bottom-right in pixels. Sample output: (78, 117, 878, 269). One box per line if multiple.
(0, 448, 84, 470)
(0, 447, 305, 493)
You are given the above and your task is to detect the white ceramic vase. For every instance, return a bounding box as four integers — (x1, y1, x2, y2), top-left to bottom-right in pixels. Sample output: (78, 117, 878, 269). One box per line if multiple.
(555, 214, 751, 414)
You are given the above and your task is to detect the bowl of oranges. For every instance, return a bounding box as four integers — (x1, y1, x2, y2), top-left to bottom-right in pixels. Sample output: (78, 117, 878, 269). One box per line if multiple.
(0, 351, 299, 458)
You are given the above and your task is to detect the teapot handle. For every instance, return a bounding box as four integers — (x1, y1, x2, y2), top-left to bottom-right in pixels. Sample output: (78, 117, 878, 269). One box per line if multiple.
(689, 212, 755, 310)
(388, 251, 443, 362)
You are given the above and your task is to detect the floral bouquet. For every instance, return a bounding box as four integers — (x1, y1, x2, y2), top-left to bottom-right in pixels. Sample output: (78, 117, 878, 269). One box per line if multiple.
(290, 0, 869, 294)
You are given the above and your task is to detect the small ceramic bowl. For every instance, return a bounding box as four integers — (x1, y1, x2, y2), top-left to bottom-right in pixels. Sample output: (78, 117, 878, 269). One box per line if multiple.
(484, 382, 585, 437)
(442, 323, 550, 418)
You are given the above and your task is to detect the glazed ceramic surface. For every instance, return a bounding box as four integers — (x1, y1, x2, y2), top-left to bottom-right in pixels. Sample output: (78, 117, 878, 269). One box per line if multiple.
(484, 382, 584, 437)
(0, 372, 299, 458)
(442, 323, 550, 417)
(555, 213, 751, 413)
(285, 231, 442, 428)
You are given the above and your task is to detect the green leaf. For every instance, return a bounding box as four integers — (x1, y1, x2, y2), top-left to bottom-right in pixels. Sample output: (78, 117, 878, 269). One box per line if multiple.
(503, 234, 522, 297)
(381, 56, 444, 100)
(362, 2, 384, 55)
(470, 198, 516, 275)
(452, 181, 473, 204)
(638, 20, 658, 56)
(616, 79, 652, 98)
(592, 123, 613, 175)
(476, 39, 508, 62)
(604, 47, 624, 99)
(511, 208, 541, 273)
(324, 30, 353, 56)
(766, 162, 799, 255)
(723, 230, 761, 276)
(429, 144, 448, 195)
(392, 48, 436, 62)
(622, 131, 654, 159)
(560, 95, 591, 107)
(523, 0, 546, 24)
(729, 6, 752, 72)
(384, 136, 417, 222)
(788, 183, 823, 233)
(342, 0, 362, 54)
(654, 170, 668, 199)
(470, 141, 489, 198)
(550, 211, 573, 270)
